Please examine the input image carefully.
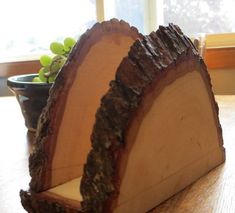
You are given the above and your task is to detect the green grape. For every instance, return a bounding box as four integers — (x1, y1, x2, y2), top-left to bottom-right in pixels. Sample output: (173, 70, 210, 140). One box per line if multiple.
(64, 37, 76, 52)
(50, 55, 66, 74)
(34, 37, 74, 83)
(32, 76, 42, 83)
(48, 74, 57, 83)
(40, 55, 52, 67)
(38, 67, 49, 83)
(50, 42, 65, 55)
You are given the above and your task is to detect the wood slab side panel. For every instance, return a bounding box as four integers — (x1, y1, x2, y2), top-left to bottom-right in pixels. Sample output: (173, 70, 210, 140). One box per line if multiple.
(28, 19, 142, 192)
(80, 24, 225, 212)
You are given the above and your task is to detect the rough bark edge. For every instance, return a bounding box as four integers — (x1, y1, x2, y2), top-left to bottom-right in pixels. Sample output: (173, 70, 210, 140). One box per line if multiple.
(80, 24, 225, 212)
(27, 19, 142, 193)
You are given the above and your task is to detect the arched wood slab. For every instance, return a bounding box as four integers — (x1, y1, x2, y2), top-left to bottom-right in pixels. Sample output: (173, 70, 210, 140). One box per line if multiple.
(27, 19, 141, 194)
(80, 25, 225, 212)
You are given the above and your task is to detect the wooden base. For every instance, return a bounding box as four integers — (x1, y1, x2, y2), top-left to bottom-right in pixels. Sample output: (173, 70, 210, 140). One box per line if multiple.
(20, 190, 82, 213)
(48, 177, 82, 202)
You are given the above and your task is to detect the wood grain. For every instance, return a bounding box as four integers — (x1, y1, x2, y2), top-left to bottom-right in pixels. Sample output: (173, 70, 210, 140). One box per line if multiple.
(151, 95, 235, 213)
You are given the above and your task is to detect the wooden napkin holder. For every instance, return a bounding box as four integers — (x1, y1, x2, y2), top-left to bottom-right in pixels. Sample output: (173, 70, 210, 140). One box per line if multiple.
(20, 19, 225, 213)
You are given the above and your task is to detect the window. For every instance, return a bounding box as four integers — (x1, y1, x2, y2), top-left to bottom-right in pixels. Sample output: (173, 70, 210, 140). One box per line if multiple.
(0, 0, 235, 69)
(0, 0, 96, 62)
(163, 0, 235, 35)
(104, 0, 145, 33)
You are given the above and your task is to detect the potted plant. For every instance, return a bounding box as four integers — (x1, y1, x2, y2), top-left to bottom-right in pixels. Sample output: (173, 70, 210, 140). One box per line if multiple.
(7, 37, 76, 132)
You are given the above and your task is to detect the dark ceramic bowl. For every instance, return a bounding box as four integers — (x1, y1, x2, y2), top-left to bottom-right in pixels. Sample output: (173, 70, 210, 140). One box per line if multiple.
(7, 74, 52, 132)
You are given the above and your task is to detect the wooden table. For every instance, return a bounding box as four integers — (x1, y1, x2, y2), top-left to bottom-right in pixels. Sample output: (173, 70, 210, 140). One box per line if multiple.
(0, 97, 34, 213)
(0, 96, 234, 213)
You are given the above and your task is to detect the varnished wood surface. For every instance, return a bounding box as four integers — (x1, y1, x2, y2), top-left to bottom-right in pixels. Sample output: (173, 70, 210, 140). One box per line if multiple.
(204, 47, 235, 69)
(0, 96, 234, 213)
(0, 60, 40, 77)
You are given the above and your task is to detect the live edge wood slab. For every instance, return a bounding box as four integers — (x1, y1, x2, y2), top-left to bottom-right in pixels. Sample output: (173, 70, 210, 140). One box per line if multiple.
(20, 19, 225, 213)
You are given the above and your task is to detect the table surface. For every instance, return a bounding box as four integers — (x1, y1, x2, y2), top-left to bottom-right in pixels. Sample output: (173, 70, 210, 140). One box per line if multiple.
(0, 96, 235, 213)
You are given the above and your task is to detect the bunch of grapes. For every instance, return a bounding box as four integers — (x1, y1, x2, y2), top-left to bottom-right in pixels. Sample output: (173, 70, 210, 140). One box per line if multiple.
(33, 37, 76, 83)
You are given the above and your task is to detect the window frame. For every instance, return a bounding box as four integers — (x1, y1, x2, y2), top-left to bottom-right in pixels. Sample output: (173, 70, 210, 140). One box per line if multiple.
(205, 33, 235, 69)
(0, 0, 234, 78)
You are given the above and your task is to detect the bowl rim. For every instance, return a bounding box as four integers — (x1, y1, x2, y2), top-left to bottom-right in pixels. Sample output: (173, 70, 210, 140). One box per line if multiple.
(7, 73, 53, 87)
